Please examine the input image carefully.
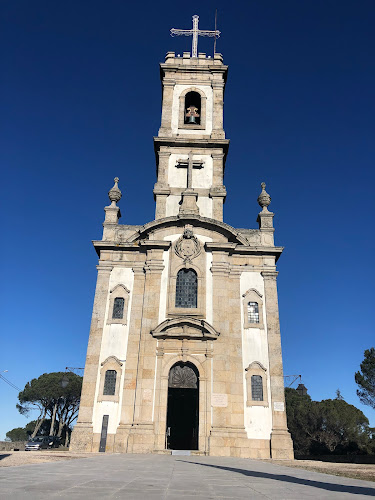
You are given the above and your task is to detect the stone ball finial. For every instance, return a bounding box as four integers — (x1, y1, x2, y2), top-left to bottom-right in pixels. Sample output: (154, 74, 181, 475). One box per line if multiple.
(257, 182, 271, 212)
(108, 177, 122, 207)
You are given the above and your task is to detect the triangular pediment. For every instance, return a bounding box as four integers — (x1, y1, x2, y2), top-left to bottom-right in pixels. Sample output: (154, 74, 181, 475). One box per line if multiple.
(151, 317, 220, 340)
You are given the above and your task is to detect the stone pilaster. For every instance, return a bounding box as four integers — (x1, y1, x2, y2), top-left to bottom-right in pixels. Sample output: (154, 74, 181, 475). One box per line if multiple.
(114, 263, 146, 452)
(70, 264, 112, 452)
(211, 82, 225, 139)
(125, 248, 165, 453)
(209, 252, 250, 457)
(257, 210, 275, 246)
(262, 270, 294, 459)
(158, 81, 174, 136)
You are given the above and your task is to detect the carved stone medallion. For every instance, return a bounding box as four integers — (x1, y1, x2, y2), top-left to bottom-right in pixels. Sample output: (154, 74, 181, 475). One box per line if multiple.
(175, 226, 201, 264)
(168, 363, 198, 389)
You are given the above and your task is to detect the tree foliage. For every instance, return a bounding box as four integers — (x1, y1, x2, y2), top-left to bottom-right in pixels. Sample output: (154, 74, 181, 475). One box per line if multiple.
(285, 388, 371, 456)
(17, 372, 82, 438)
(5, 427, 28, 442)
(355, 347, 375, 410)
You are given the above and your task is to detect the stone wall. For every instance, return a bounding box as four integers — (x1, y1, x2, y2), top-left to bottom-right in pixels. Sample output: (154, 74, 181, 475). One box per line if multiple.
(0, 441, 25, 451)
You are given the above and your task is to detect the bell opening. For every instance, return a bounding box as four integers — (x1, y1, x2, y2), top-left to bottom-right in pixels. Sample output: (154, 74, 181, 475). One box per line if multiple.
(184, 91, 201, 125)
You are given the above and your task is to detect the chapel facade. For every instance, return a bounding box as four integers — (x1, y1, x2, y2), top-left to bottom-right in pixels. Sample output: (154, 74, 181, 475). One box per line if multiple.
(70, 48, 294, 459)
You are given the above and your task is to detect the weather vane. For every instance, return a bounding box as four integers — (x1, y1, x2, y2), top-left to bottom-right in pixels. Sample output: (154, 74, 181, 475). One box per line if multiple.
(170, 14, 220, 58)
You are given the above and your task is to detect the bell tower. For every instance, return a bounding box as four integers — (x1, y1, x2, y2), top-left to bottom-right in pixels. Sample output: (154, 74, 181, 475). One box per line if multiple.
(153, 50, 229, 221)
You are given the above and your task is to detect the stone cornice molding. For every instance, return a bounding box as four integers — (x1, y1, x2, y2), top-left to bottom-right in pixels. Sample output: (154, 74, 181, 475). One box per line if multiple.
(110, 284, 130, 294)
(245, 361, 267, 372)
(125, 216, 248, 246)
(151, 317, 220, 340)
(139, 240, 171, 250)
(96, 264, 113, 273)
(261, 270, 279, 280)
(242, 288, 263, 299)
(101, 356, 123, 367)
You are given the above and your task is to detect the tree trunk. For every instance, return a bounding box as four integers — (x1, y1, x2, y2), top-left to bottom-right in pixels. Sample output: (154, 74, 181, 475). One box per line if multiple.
(49, 403, 57, 436)
(31, 411, 47, 437)
(57, 418, 65, 437)
(65, 430, 69, 447)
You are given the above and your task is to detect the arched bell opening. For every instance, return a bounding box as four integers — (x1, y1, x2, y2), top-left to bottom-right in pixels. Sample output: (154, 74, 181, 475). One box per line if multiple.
(184, 91, 201, 125)
(166, 362, 199, 450)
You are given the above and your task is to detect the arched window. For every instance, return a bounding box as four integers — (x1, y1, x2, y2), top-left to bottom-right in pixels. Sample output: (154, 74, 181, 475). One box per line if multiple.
(247, 302, 259, 324)
(103, 370, 117, 395)
(176, 269, 197, 308)
(112, 297, 124, 319)
(184, 91, 201, 125)
(251, 375, 263, 401)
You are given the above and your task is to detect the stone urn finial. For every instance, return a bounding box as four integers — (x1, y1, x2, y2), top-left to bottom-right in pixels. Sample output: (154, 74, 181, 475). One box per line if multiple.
(257, 182, 271, 212)
(108, 177, 122, 207)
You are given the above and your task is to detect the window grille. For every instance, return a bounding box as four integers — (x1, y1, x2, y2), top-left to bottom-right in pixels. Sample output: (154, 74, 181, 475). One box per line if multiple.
(251, 375, 263, 401)
(175, 269, 197, 308)
(103, 370, 117, 395)
(112, 297, 124, 319)
(247, 302, 259, 323)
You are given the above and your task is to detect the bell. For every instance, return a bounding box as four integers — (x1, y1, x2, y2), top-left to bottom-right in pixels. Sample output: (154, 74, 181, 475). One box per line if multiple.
(188, 115, 196, 124)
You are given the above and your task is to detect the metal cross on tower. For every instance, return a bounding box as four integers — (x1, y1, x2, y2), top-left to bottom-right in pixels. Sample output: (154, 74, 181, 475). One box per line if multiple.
(176, 152, 204, 189)
(170, 15, 221, 58)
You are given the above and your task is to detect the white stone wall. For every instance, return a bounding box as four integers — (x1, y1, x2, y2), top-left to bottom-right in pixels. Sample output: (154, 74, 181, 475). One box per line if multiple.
(240, 272, 272, 439)
(166, 154, 213, 218)
(92, 267, 134, 434)
(171, 84, 213, 135)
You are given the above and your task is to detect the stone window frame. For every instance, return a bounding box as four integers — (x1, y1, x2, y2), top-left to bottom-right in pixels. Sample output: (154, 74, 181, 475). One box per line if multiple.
(107, 284, 130, 325)
(242, 288, 264, 329)
(178, 87, 207, 131)
(245, 361, 268, 407)
(167, 262, 206, 318)
(98, 356, 123, 402)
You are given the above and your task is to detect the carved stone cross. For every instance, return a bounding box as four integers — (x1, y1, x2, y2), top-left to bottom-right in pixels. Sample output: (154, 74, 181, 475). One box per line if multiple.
(176, 151, 204, 189)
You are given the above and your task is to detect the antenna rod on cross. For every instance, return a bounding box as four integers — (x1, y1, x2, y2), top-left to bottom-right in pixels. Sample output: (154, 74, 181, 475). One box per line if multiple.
(214, 9, 218, 55)
(170, 15, 221, 58)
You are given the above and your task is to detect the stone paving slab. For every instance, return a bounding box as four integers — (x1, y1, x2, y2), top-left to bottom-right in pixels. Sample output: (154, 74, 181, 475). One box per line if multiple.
(0, 454, 374, 499)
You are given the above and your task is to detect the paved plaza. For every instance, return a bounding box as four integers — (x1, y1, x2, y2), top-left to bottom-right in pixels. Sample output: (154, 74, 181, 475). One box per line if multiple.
(0, 453, 374, 499)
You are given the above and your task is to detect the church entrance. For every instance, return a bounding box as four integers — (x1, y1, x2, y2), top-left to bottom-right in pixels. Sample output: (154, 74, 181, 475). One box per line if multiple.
(166, 362, 199, 450)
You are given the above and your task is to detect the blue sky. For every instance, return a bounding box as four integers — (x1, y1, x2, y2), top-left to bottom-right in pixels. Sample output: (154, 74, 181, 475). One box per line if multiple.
(1, 0, 374, 439)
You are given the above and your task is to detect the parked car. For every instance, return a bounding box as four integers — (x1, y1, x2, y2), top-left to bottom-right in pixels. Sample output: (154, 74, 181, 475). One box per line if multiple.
(25, 436, 60, 451)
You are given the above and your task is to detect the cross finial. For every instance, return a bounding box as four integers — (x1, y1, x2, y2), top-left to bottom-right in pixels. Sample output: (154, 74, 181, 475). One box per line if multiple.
(170, 15, 221, 58)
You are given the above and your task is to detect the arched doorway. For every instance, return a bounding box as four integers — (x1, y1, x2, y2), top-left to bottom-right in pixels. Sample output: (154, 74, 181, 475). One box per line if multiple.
(166, 362, 199, 450)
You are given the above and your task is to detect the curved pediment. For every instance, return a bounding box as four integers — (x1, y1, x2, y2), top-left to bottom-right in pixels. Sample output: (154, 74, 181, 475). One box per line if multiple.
(151, 317, 220, 340)
(126, 215, 249, 246)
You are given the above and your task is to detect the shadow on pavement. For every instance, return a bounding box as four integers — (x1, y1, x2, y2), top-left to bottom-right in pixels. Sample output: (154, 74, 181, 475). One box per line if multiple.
(178, 461, 375, 496)
(0, 454, 11, 461)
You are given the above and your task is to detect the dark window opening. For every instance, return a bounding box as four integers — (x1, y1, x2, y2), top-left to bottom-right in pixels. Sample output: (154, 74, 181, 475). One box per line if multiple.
(176, 269, 198, 308)
(251, 375, 263, 401)
(103, 370, 117, 395)
(112, 297, 124, 319)
(248, 302, 259, 323)
(184, 91, 201, 125)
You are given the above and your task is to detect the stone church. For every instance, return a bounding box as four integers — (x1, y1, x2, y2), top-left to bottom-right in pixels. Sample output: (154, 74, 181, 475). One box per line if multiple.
(70, 41, 294, 459)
